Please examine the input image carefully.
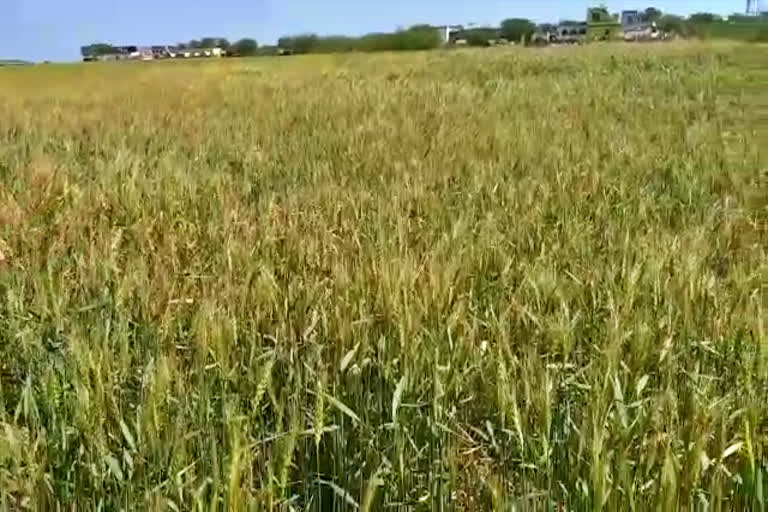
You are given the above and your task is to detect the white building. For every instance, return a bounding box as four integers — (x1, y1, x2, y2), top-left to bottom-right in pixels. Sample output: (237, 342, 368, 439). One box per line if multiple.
(434, 25, 464, 44)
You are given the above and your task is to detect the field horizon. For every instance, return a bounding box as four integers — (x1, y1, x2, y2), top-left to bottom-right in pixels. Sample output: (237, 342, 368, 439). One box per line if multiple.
(0, 42, 766, 510)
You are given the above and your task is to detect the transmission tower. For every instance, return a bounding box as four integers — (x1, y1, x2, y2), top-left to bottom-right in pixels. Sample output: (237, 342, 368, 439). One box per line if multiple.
(746, 0, 760, 15)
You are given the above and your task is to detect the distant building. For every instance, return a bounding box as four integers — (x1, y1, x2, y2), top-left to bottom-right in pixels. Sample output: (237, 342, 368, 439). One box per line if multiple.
(621, 10, 643, 29)
(114, 46, 138, 59)
(151, 46, 172, 59)
(434, 25, 464, 44)
(585, 7, 622, 41)
(621, 10, 662, 41)
(555, 22, 588, 43)
(136, 47, 153, 60)
(0, 59, 33, 67)
(81, 43, 224, 62)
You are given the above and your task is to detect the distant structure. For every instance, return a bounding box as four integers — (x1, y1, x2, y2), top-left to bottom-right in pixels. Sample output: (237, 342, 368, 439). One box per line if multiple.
(433, 25, 464, 44)
(539, 7, 668, 46)
(550, 8, 620, 44)
(746, 0, 760, 15)
(585, 7, 622, 41)
(0, 59, 33, 67)
(621, 9, 663, 41)
(81, 44, 225, 62)
(621, 10, 643, 28)
(555, 21, 588, 43)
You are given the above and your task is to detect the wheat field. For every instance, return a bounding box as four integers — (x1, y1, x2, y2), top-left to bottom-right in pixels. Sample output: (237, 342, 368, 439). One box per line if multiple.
(0, 42, 766, 510)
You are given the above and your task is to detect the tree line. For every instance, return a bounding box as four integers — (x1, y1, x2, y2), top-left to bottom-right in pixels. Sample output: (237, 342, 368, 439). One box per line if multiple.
(277, 26, 443, 54)
(84, 7, 768, 58)
(271, 8, 768, 52)
(272, 8, 768, 53)
(274, 20, 540, 54)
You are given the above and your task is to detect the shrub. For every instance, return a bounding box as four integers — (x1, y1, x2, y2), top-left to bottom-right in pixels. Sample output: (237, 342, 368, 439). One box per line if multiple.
(753, 27, 768, 42)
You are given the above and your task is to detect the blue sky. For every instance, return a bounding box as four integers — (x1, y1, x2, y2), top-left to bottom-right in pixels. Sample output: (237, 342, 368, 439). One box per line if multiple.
(3, 0, 743, 62)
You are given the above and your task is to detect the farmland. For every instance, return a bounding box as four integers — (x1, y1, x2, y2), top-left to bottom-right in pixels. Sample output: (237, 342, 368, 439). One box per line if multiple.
(0, 42, 766, 510)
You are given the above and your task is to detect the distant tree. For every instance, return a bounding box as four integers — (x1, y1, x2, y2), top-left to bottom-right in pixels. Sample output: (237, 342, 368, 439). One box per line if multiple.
(465, 34, 490, 47)
(312, 36, 356, 53)
(641, 7, 663, 22)
(399, 26, 443, 50)
(753, 26, 768, 41)
(727, 13, 758, 23)
(200, 37, 229, 49)
(363, 27, 442, 51)
(464, 28, 494, 47)
(355, 33, 391, 52)
(188, 39, 202, 48)
(689, 13, 722, 23)
(278, 34, 318, 54)
(658, 14, 704, 37)
(230, 38, 259, 56)
(658, 14, 684, 33)
(276, 26, 441, 55)
(500, 18, 536, 43)
(538, 23, 557, 33)
(83, 43, 116, 56)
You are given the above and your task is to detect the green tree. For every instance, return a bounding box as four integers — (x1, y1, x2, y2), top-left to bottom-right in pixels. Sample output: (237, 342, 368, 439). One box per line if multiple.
(358, 27, 441, 52)
(689, 13, 722, 23)
(394, 26, 443, 50)
(753, 26, 768, 41)
(278, 34, 318, 54)
(658, 14, 684, 33)
(461, 28, 499, 46)
(188, 39, 202, 49)
(658, 15, 704, 38)
(500, 18, 536, 43)
(312, 36, 356, 53)
(82, 43, 116, 56)
(230, 38, 259, 56)
(465, 31, 491, 47)
(728, 13, 754, 23)
(642, 7, 662, 22)
(200, 37, 230, 49)
(277, 26, 441, 55)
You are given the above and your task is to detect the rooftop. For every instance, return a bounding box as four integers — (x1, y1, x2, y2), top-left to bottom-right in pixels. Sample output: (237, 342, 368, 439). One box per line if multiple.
(0, 59, 33, 66)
